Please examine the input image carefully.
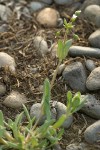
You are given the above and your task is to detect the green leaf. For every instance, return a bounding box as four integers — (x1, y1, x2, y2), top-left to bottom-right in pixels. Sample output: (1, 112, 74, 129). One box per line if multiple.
(53, 114, 66, 129)
(41, 78, 51, 121)
(75, 10, 81, 16)
(67, 91, 72, 107)
(57, 40, 64, 61)
(73, 34, 80, 40)
(0, 111, 4, 127)
(63, 18, 68, 28)
(0, 126, 5, 138)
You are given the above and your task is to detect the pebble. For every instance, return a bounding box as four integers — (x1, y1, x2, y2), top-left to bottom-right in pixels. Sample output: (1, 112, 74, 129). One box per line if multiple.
(95, 12, 100, 28)
(57, 64, 65, 75)
(0, 52, 16, 74)
(81, 94, 100, 119)
(54, 0, 74, 5)
(0, 24, 9, 32)
(0, 83, 6, 96)
(36, 8, 60, 27)
(33, 36, 48, 57)
(86, 67, 100, 90)
(88, 29, 100, 48)
(62, 62, 87, 93)
(3, 91, 27, 108)
(28, 1, 47, 12)
(53, 101, 73, 129)
(84, 5, 100, 23)
(85, 59, 96, 72)
(30, 103, 56, 126)
(0, 4, 12, 21)
(84, 120, 100, 144)
(69, 46, 100, 58)
(40, 0, 53, 4)
(81, 0, 100, 11)
(66, 143, 88, 150)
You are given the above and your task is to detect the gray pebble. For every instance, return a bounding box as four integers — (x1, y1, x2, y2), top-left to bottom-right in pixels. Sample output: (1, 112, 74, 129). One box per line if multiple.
(89, 29, 100, 48)
(54, 101, 73, 129)
(28, 2, 47, 12)
(84, 120, 100, 144)
(81, 94, 100, 119)
(40, 0, 53, 4)
(54, 0, 74, 5)
(69, 46, 100, 58)
(0, 24, 8, 32)
(85, 59, 96, 71)
(0, 4, 12, 21)
(95, 12, 100, 28)
(0, 83, 6, 96)
(62, 62, 87, 93)
(33, 36, 48, 57)
(84, 5, 100, 23)
(30, 103, 56, 126)
(86, 67, 100, 90)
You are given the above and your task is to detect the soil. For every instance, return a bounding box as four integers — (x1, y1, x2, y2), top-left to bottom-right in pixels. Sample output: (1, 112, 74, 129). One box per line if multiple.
(0, 3, 100, 150)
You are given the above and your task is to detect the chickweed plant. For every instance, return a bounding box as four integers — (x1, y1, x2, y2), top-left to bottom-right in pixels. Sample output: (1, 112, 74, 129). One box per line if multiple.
(0, 11, 85, 150)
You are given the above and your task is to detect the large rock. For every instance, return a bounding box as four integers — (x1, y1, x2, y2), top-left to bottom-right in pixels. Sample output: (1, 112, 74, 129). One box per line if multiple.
(36, 8, 60, 27)
(86, 67, 100, 90)
(89, 29, 100, 48)
(81, 94, 100, 119)
(54, 0, 74, 5)
(84, 5, 100, 24)
(62, 62, 87, 93)
(0, 52, 16, 74)
(69, 46, 100, 58)
(84, 120, 100, 144)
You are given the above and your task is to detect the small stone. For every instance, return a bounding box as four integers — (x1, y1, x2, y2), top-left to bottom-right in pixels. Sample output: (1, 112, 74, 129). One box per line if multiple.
(62, 62, 87, 93)
(28, 1, 47, 12)
(0, 83, 6, 96)
(0, 52, 16, 74)
(88, 29, 100, 48)
(84, 5, 100, 23)
(66, 143, 88, 150)
(57, 64, 65, 75)
(81, 94, 100, 119)
(30, 103, 56, 125)
(36, 8, 60, 27)
(3, 91, 27, 108)
(69, 46, 100, 58)
(86, 67, 100, 90)
(54, 101, 73, 129)
(53, 144, 62, 150)
(0, 4, 12, 21)
(84, 120, 100, 144)
(0, 24, 9, 32)
(33, 36, 48, 56)
(54, 0, 74, 5)
(40, 0, 53, 4)
(95, 12, 100, 28)
(85, 59, 96, 71)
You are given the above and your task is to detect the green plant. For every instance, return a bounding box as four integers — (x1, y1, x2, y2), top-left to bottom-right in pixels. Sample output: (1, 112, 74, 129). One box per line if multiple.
(0, 11, 85, 150)
(0, 79, 85, 150)
(51, 10, 81, 89)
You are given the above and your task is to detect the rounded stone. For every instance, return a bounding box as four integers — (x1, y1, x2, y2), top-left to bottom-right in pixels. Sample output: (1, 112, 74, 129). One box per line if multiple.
(88, 29, 100, 49)
(33, 36, 48, 56)
(30, 103, 56, 126)
(54, 0, 74, 5)
(0, 4, 12, 21)
(86, 67, 100, 90)
(84, 120, 100, 144)
(36, 8, 60, 27)
(3, 91, 27, 108)
(85, 59, 96, 71)
(81, 94, 100, 119)
(0, 52, 16, 74)
(84, 5, 100, 23)
(40, 0, 53, 4)
(53, 101, 73, 129)
(0, 83, 6, 96)
(95, 12, 100, 28)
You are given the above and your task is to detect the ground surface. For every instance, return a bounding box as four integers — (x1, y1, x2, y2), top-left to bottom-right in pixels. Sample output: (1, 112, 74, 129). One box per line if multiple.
(0, 3, 100, 150)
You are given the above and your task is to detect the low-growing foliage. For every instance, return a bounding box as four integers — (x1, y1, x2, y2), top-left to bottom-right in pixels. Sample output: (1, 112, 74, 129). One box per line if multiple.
(0, 10, 85, 150)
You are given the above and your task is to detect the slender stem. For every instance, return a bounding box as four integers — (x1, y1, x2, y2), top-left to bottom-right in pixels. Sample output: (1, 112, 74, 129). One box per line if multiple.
(4, 131, 15, 142)
(51, 60, 61, 89)
(0, 138, 8, 145)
